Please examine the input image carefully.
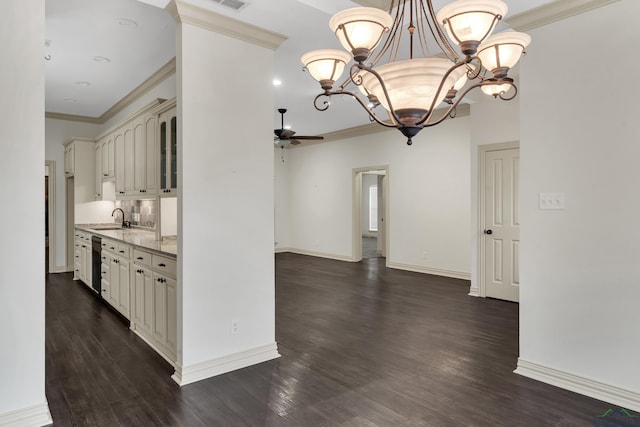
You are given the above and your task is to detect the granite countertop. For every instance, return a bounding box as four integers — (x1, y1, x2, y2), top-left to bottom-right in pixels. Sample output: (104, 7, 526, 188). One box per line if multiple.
(76, 224, 177, 257)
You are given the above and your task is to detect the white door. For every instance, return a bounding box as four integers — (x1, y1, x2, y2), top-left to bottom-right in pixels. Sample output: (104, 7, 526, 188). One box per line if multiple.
(483, 147, 520, 302)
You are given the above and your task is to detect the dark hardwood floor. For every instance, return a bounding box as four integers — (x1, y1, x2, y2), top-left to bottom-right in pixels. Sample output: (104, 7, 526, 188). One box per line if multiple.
(45, 253, 631, 426)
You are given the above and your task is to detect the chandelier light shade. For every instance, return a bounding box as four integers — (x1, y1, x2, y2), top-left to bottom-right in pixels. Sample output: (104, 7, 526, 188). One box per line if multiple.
(300, 49, 352, 90)
(360, 58, 467, 120)
(437, 0, 507, 47)
(301, 0, 531, 144)
(329, 7, 394, 62)
(477, 31, 531, 76)
(481, 79, 514, 97)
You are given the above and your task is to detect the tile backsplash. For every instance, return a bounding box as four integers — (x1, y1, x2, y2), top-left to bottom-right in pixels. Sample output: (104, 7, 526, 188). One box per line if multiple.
(115, 199, 156, 229)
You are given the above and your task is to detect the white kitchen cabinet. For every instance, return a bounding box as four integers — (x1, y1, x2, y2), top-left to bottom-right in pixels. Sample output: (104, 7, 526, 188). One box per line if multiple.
(102, 136, 114, 178)
(133, 265, 154, 334)
(95, 141, 103, 199)
(115, 131, 125, 196)
(64, 138, 95, 206)
(158, 102, 177, 196)
(132, 248, 177, 362)
(102, 238, 131, 319)
(144, 114, 158, 194)
(64, 143, 75, 176)
(124, 126, 135, 194)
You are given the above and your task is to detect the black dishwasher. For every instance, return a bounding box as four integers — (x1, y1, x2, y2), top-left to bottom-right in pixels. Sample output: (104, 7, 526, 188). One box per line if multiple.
(91, 236, 102, 296)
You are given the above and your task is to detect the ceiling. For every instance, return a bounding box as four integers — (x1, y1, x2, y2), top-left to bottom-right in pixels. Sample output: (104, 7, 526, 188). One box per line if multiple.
(45, 0, 554, 136)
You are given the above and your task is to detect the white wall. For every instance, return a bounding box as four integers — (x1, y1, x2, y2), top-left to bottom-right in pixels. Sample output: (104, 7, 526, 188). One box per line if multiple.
(0, 0, 52, 424)
(286, 117, 471, 277)
(274, 147, 290, 250)
(45, 119, 101, 270)
(469, 95, 521, 294)
(518, 1, 640, 407)
(176, 11, 279, 382)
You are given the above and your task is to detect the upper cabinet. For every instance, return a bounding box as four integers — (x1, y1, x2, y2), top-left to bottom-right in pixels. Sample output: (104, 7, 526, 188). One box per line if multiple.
(157, 100, 177, 196)
(64, 138, 95, 204)
(64, 143, 75, 176)
(90, 98, 175, 201)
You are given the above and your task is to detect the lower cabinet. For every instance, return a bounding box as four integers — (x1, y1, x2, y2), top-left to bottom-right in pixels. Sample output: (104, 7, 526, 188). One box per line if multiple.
(101, 239, 131, 319)
(132, 249, 177, 362)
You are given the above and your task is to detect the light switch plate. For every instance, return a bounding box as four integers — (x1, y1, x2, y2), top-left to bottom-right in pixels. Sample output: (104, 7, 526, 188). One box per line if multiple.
(539, 193, 565, 210)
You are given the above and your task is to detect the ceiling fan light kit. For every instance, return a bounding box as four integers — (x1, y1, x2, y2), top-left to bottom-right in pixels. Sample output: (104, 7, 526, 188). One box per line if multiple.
(274, 108, 324, 149)
(301, 0, 531, 145)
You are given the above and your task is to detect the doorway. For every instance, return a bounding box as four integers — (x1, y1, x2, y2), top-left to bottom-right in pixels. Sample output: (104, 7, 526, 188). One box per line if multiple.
(45, 161, 56, 273)
(353, 166, 389, 263)
(478, 142, 520, 302)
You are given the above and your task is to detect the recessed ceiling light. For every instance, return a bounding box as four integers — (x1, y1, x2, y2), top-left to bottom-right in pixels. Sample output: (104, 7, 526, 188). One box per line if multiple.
(118, 18, 138, 27)
(64, 98, 76, 103)
(273, 79, 282, 86)
(75, 81, 91, 86)
(93, 56, 111, 63)
(284, 125, 291, 130)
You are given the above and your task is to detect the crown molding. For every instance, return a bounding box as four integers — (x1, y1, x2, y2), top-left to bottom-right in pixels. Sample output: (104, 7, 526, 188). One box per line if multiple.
(505, 0, 620, 32)
(45, 58, 176, 125)
(319, 103, 470, 143)
(166, 0, 287, 51)
(45, 112, 102, 124)
(99, 58, 176, 124)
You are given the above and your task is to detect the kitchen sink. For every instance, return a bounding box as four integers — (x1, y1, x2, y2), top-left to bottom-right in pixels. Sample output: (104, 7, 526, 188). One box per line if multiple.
(90, 226, 124, 231)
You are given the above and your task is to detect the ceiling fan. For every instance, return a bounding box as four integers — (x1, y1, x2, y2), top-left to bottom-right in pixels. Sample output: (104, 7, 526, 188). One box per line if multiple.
(274, 108, 324, 147)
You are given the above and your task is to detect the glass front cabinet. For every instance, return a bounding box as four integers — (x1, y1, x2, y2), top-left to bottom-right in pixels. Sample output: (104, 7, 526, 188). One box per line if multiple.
(158, 100, 177, 196)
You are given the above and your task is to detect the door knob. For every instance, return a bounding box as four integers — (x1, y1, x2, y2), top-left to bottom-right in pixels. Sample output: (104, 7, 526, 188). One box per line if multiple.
(484, 229, 493, 235)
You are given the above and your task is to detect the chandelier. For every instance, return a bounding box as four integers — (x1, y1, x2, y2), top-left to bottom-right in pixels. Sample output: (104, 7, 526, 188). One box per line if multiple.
(300, 0, 531, 145)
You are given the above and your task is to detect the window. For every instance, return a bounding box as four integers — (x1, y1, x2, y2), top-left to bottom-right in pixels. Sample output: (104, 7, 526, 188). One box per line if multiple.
(369, 185, 378, 232)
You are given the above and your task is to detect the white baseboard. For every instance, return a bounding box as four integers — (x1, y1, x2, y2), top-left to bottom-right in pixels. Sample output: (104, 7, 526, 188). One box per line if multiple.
(131, 328, 177, 369)
(274, 246, 291, 254)
(468, 287, 481, 297)
(53, 266, 71, 273)
(0, 402, 52, 427)
(284, 248, 354, 262)
(515, 358, 640, 412)
(172, 342, 280, 386)
(387, 262, 471, 280)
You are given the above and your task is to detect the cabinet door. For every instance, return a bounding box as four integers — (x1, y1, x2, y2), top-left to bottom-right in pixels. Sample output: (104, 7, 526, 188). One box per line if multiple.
(158, 108, 177, 195)
(109, 256, 120, 305)
(85, 245, 92, 289)
(115, 132, 125, 195)
(118, 258, 130, 318)
(106, 137, 115, 177)
(124, 126, 135, 193)
(133, 266, 153, 333)
(133, 118, 146, 193)
(95, 143, 102, 199)
(159, 118, 167, 191)
(165, 276, 177, 351)
(145, 115, 157, 194)
(65, 144, 75, 175)
(79, 242, 87, 282)
(153, 273, 167, 343)
(170, 116, 177, 191)
(100, 261, 110, 299)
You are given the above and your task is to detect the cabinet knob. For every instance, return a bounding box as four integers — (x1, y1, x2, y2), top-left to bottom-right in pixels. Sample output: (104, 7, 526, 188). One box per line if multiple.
(119, 250, 125, 253)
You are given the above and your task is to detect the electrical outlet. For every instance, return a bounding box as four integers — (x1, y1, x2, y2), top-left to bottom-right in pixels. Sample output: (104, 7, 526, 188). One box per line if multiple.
(231, 319, 239, 335)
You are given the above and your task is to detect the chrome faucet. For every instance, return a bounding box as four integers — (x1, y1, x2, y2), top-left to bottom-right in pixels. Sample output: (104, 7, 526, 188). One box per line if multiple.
(111, 208, 125, 227)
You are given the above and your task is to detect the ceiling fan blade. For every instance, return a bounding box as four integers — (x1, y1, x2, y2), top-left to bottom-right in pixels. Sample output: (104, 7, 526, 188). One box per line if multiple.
(289, 139, 301, 145)
(292, 135, 324, 140)
(279, 129, 295, 139)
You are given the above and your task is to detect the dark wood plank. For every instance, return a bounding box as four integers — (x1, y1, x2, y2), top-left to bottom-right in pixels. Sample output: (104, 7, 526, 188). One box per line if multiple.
(44, 254, 634, 426)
